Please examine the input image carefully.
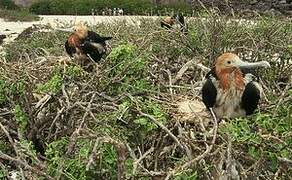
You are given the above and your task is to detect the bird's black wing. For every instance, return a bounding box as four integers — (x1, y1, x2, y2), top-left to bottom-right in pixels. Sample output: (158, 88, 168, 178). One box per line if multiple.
(100, 36, 113, 42)
(65, 40, 75, 57)
(80, 31, 112, 62)
(81, 41, 103, 62)
(202, 70, 217, 109)
(241, 82, 261, 115)
(87, 31, 112, 43)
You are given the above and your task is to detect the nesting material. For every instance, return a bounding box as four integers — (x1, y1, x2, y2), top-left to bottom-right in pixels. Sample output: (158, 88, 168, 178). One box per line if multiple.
(176, 98, 211, 125)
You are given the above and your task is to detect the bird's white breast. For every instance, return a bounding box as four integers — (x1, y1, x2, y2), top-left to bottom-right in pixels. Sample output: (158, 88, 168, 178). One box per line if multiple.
(210, 72, 255, 119)
(214, 85, 245, 118)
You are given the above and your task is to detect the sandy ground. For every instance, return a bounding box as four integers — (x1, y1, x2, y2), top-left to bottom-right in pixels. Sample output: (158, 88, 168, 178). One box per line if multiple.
(39, 15, 159, 26)
(0, 15, 159, 39)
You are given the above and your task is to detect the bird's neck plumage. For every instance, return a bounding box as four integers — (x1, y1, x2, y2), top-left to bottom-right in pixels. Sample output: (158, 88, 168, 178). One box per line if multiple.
(68, 30, 88, 48)
(215, 67, 245, 91)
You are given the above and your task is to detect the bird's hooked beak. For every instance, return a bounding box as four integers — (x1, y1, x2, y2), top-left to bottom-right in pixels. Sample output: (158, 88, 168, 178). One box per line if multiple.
(235, 59, 271, 69)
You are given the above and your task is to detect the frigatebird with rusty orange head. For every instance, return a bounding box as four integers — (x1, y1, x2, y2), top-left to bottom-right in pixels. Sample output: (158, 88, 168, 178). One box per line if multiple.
(160, 13, 187, 33)
(202, 53, 270, 119)
(65, 23, 112, 63)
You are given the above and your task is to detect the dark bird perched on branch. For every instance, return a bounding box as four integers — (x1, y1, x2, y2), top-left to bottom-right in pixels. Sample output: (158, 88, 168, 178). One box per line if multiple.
(65, 23, 112, 63)
(0, 34, 7, 45)
(160, 13, 187, 34)
(202, 53, 270, 119)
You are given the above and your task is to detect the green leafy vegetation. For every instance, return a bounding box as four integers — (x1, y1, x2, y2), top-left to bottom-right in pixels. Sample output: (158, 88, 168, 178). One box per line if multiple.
(0, 79, 26, 105)
(133, 99, 167, 133)
(174, 170, 198, 180)
(14, 104, 29, 131)
(45, 137, 91, 179)
(37, 73, 63, 94)
(221, 108, 292, 173)
(0, 79, 8, 104)
(105, 43, 154, 95)
(64, 64, 85, 78)
(4, 29, 68, 61)
(19, 139, 39, 165)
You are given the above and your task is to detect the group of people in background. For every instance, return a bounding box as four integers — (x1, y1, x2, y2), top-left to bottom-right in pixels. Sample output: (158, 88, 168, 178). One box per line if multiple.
(91, 7, 124, 16)
(90, 8, 196, 17)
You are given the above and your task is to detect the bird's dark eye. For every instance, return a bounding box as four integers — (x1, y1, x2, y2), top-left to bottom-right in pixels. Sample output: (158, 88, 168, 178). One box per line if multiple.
(227, 61, 231, 64)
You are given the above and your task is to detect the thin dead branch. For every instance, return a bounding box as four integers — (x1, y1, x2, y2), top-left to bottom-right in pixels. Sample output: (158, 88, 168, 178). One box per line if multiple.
(165, 108, 218, 179)
(0, 151, 53, 180)
(138, 111, 184, 150)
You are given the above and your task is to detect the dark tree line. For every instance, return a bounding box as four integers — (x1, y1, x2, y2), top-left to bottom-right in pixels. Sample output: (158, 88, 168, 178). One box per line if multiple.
(29, 0, 192, 15)
(0, 0, 19, 9)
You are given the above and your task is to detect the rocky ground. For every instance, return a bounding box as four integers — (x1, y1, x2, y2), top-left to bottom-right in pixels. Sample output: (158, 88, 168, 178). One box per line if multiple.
(193, 0, 292, 16)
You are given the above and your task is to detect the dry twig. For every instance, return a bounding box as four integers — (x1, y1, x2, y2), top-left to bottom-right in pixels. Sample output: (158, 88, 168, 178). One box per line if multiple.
(165, 108, 218, 179)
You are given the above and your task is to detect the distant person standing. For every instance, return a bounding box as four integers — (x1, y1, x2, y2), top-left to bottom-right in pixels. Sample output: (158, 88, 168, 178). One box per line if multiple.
(108, 8, 112, 16)
(113, 8, 117, 16)
(118, 8, 124, 16)
(102, 10, 105, 16)
(104, 7, 108, 15)
(91, 9, 95, 16)
(117, 8, 120, 15)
